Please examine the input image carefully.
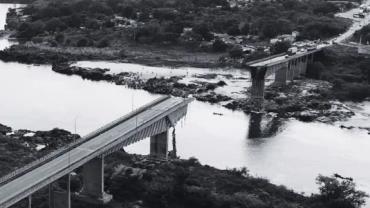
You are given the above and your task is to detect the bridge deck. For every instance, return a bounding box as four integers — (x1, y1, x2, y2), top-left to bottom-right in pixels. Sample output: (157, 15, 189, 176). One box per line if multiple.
(0, 96, 193, 208)
(250, 55, 286, 67)
(248, 49, 320, 68)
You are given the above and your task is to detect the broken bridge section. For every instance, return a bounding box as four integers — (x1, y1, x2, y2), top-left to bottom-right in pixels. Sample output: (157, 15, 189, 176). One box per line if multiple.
(0, 96, 194, 208)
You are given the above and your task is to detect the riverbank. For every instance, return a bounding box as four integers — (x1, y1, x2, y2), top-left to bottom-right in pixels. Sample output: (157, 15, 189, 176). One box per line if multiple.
(0, 43, 231, 68)
(1, 122, 367, 208)
(0, 123, 79, 177)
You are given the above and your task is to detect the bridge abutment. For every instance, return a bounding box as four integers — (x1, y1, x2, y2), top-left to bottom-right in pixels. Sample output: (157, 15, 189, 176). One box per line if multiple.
(77, 157, 112, 204)
(49, 174, 71, 208)
(150, 130, 169, 159)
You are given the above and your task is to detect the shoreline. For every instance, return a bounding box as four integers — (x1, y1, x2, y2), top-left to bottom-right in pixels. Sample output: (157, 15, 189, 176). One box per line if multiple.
(0, 43, 234, 68)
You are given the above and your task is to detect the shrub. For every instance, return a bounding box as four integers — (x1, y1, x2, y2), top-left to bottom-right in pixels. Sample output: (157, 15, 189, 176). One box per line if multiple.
(76, 38, 88, 47)
(54, 33, 65, 44)
(271, 41, 291, 54)
(212, 39, 228, 52)
(343, 83, 370, 101)
(45, 18, 67, 32)
(118, 49, 126, 58)
(229, 45, 243, 58)
(193, 23, 214, 41)
(96, 38, 109, 48)
(307, 62, 325, 79)
(314, 174, 369, 208)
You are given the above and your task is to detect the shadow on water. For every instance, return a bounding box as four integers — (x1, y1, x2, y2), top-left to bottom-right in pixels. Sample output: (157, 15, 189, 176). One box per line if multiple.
(247, 112, 285, 139)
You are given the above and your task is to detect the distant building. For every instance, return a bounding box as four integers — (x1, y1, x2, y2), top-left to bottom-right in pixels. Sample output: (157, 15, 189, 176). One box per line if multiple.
(271, 31, 299, 44)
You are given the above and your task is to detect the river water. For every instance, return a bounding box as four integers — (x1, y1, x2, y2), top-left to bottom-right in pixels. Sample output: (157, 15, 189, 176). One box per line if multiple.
(1, 4, 370, 206)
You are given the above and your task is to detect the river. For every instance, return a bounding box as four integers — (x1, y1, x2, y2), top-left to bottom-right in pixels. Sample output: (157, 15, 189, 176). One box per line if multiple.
(0, 3, 370, 206)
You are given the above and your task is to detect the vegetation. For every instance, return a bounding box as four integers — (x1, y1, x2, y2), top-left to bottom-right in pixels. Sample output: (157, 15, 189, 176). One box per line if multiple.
(354, 24, 370, 44)
(310, 174, 369, 208)
(307, 46, 370, 101)
(8, 0, 350, 55)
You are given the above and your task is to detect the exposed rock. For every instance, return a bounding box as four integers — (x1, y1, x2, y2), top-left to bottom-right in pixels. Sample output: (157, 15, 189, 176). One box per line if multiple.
(52, 63, 113, 81)
(194, 92, 231, 103)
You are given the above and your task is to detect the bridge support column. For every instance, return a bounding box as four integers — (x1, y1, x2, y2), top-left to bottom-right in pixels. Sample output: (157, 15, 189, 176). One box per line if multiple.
(78, 157, 112, 204)
(248, 112, 263, 139)
(150, 130, 168, 159)
(28, 195, 32, 208)
(250, 67, 267, 110)
(49, 174, 71, 208)
(310, 53, 314, 63)
(274, 63, 288, 86)
(301, 56, 308, 76)
(295, 58, 302, 78)
(287, 60, 295, 81)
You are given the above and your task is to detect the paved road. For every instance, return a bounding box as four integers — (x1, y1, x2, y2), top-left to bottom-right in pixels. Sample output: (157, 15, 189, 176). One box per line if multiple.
(0, 96, 191, 208)
(251, 1, 370, 67)
(331, 0, 370, 44)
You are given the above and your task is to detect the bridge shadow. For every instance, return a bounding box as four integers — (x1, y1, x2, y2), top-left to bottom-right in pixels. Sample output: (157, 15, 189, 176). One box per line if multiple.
(247, 113, 284, 139)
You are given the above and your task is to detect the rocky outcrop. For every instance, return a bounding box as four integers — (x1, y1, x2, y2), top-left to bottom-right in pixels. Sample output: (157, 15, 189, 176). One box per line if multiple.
(225, 80, 356, 123)
(52, 63, 113, 81)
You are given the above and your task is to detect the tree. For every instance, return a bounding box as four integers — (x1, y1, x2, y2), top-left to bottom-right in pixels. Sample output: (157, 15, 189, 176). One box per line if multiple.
(76, 38, 89, 47)
(45, 18, 66, 32)
(240, 22, 250, 35)
(358, 61, 370, 84)
(229, 45, 243, 58)
(193, 23, 214, 41)
(121, 6, 135, 18)
(307, 61, 325, 79)
(62, 14, 82, 28)
(227, 24, 240, 36)
(212, 38, 228, 52)
(315, 174, 368, 208)
(54, 33, 65, 44)
(270, 41, 291, 54)
(86, 19, 100, 30)
(17, 21, 45, 40)
(96, 38, 109, 48)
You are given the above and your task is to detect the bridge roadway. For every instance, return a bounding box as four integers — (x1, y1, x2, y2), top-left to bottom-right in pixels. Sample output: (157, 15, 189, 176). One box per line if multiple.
(248, 49, 319, 68)
(0, 96, 193, 208)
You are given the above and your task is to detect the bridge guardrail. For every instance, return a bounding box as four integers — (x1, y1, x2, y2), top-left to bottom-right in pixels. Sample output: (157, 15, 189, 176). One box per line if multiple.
(0, 96, 171, 186)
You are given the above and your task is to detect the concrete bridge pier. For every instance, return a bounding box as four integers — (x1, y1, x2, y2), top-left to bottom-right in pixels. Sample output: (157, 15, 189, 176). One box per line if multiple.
(295, 58, 302, 78)
(28, 196, 32, 208)
(49, 174, 71, 208)
(150, 130, 169, 159)
(300, 56, 306, 75)
(248, 113, 263, 139)
(250, 67, 267, 109)
(274, 63, 288, 86)
(287, 60, 295, 81)
(78, 157, 112, 204)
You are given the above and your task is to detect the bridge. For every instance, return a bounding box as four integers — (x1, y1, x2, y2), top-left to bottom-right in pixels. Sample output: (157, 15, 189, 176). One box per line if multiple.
(245, 49, 321, 108)
(0, 96, 193, 208)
